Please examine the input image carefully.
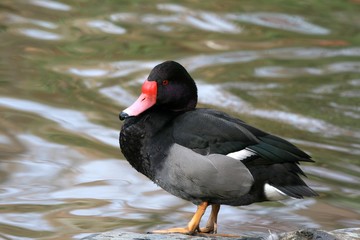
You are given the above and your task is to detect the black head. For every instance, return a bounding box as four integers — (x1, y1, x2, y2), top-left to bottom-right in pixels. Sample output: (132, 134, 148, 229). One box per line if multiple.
(119, 61, 198, 120)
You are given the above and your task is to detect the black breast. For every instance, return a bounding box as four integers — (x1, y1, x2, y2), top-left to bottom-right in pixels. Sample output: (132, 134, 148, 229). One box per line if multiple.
(120, 116, 152, 176)
(120, 110, 181, 180)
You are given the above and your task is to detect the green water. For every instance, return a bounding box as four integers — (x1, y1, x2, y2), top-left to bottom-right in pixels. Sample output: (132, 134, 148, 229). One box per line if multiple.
(0, 0, 359, 239)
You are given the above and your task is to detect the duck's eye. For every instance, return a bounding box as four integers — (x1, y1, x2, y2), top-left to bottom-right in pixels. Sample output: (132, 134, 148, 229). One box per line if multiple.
(162, 80, 169, 86)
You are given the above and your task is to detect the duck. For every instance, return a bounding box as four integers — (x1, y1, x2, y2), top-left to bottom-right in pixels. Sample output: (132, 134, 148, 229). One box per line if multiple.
(119, 60, 317, 235)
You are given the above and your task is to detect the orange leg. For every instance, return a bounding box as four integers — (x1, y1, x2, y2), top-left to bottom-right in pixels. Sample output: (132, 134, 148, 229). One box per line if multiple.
(150, 201, 209, 235)
(198, 204, 239, 237)
(199, 204, 220, 233)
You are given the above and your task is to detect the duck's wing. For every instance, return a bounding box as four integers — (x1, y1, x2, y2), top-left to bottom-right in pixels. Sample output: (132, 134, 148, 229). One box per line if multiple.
(158, 143, 255, 204)
(173, 108, 312, 164)
(171, 108, 317, 200)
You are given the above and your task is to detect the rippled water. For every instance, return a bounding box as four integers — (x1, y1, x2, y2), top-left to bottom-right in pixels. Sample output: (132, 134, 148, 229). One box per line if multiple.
(0, 1, 359, 239)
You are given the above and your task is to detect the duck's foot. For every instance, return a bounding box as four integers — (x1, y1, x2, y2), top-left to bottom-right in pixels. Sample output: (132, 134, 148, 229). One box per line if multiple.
(149, 228, 195, 235)
(149, 202, 209, 235)
(199, 226, 216, 234)
(198, 204, 220, 234)
(195, 232, 240, 238)
(149, 229, 239, 238)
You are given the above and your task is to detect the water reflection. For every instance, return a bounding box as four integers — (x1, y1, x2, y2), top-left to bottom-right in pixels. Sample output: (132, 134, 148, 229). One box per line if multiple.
(16, 28, 62, 40)
(227, 12, 330, 35)
(110, 3, 330, 35)
(72, 19, 127, 35)
(1, 13, 58, 29)
(0, 98, 118, 147)
(52, 48, 360, 79)
(0, 0, 359, 239)
(28, 0, 72, 11)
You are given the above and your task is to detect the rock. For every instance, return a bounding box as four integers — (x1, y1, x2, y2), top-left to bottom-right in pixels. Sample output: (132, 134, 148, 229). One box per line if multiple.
(82, 231, 260, 240)
(278, 229, 336, 240)
(329, 228, 360, 240)
(274, 228, 360, 240)
(82, 228, 360, 240)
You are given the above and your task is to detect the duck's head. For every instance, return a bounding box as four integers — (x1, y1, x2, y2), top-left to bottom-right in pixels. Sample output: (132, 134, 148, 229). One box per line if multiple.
(119, 61, 198, 120)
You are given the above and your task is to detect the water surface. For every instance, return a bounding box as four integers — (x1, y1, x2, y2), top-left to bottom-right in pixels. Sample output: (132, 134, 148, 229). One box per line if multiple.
(0, 1, 359, 239)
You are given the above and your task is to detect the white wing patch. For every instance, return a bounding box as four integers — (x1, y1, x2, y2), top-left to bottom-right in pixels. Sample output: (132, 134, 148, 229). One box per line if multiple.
(227, 150, 291, 201)
(227, 148, 256, 161)
(264, 183, 289, 201)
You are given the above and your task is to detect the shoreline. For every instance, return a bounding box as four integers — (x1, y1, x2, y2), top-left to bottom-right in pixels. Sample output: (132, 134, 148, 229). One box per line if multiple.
(83, 228, 360, 240)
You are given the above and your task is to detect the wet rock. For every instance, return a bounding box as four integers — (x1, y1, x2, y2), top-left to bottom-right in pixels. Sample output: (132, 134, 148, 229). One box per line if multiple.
(82, 231, 261, 240)
(83, 228, 360, 240)
(330, 228, 360, 240)
(277, 228, 360, 240)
